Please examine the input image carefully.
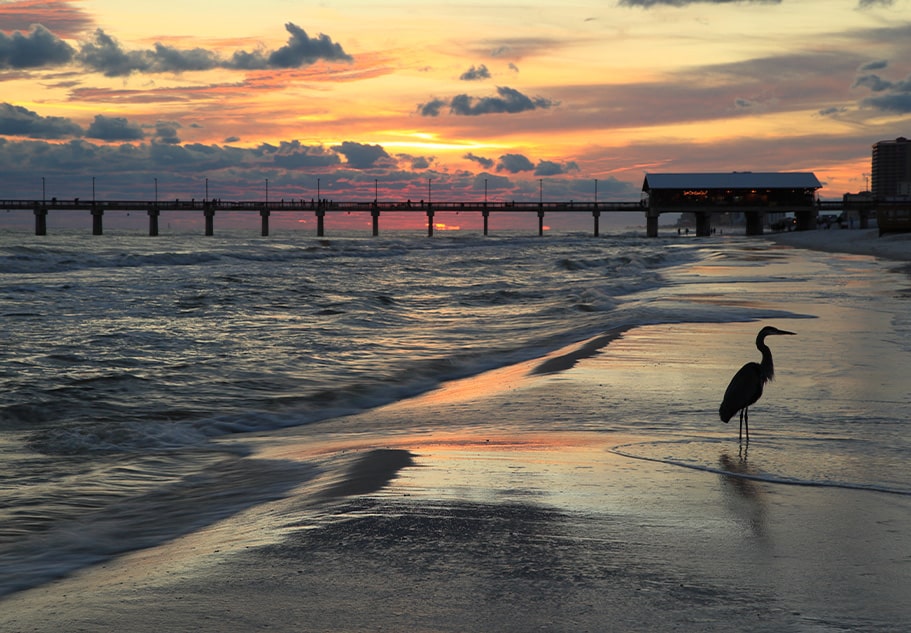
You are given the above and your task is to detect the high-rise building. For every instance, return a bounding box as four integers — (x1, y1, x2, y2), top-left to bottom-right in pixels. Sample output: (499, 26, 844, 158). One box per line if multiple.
(871, 137, 911, 199)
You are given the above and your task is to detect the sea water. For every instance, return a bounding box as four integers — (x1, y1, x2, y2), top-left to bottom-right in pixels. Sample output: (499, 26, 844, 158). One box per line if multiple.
(1, 229, 909, 596)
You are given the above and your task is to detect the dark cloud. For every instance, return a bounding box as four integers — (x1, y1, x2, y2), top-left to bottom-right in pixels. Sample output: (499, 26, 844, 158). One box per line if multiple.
(460, 64, 490, 81)
(0, 102, 83, 138)
(223, 136, 241, 143)
(853, 64, 911, 113)
(228, 23, 352, 70)
(418, 98, 447, 117)
(464, 152, 494, 169)
(496, 153, 535, 173)
(423, 86, 557, 117)
(619, 0, 781, 6)
(331, 141, 391, 169)
(0, 24, 74, 69)
(76, 22, 351, 77)
(534, 160, 578, 176)
(858, 0, 893, 7)
(86, 114, 145, 141)
(154, 121, 181, 145)
(859, 60, 888, 72)
(268, 140, 341, 169)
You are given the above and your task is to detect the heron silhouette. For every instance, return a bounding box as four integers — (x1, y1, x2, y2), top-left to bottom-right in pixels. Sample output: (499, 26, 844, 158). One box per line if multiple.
(719, 326, 795, 442)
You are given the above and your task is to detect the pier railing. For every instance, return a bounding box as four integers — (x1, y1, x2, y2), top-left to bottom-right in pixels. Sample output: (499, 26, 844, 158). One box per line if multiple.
(1, 198, 647, 237)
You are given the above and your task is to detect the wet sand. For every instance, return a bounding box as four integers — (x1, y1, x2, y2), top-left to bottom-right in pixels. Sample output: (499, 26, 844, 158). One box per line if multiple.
(2, 230, 910, 632)
(3, 324, 910, 633)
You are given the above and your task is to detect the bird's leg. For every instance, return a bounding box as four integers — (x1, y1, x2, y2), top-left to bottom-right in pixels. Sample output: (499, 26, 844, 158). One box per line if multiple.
(744, 408, 749, 444)
(738, 409, 744, 443)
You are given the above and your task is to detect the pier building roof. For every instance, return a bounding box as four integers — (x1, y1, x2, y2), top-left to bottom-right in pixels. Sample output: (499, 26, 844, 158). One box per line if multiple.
(642, 172, 822, 192)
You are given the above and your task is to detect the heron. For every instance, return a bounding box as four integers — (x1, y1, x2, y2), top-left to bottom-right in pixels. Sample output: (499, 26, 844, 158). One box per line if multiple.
(719, 326, 795, 442)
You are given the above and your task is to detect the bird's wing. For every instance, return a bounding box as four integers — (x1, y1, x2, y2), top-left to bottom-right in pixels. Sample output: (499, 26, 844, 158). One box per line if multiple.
(719, 362, 763, 422)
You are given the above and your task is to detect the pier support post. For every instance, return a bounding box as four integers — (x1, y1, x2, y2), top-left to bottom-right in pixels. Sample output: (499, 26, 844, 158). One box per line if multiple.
(646, 211, 659, 238)
(482, 209, 489, 236)
(794, 209, 816, 231)
(371, 208, 380, 236)
(260, 207, 270, 236)
(34, 206, 48, 236)
(695, 211, 711, 237)
(204, 203, 215, 236)
(592, 209, 601, 237)
(148, 207, 160, 236)
(316, 209, 326, 237)
(745, 211, 764, 236)
(427, 208, 434, 237)
(91, 206, 103, 236)
(537, 209, 545, 236)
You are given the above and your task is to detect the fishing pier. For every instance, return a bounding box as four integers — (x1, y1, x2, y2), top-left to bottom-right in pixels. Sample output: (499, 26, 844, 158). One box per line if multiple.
(5, 198, 647, 237)
(2, 171, 858, 238)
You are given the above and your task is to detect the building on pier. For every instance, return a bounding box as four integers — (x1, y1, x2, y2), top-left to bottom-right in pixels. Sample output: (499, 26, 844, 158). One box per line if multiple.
(641, 172, 822, 236)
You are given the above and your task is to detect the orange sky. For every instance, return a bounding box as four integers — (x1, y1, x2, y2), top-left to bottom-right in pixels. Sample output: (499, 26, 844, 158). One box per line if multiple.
(1, 0, 910, 218)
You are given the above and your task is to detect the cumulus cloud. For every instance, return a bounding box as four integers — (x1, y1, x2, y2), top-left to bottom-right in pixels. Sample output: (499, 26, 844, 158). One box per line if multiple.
(460, 64, 490, 81)
(229, 23, 352, 70)
(534, 160, 578, 176)
(464, 152, 494, 169)
(858, 0, 893, 7)
(0, 24, 74, 69)
(331, 141, 391, 169)
(418, 98, 447, 117)
(86, 114, 145, 141)
(421, 86, 557, 117)
(75, 22, 351, 77)
(154, 121, 181, 144)
(496, 153, 535, 173)
(0, 102, 83, 138)
(268, 140, 341, 169)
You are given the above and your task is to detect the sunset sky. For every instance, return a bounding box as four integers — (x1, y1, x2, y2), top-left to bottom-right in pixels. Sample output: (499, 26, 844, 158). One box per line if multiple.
(1, 0, 910, 219)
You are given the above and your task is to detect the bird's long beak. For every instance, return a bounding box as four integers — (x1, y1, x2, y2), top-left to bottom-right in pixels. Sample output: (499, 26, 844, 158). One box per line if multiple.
(774, 329, 796, 336)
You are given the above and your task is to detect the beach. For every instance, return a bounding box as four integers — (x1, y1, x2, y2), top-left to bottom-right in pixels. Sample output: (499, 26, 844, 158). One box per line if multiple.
(1, 229, 909, 632)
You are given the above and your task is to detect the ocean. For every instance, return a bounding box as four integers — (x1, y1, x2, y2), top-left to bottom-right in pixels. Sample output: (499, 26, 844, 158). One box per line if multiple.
(1, 229, 909, 598)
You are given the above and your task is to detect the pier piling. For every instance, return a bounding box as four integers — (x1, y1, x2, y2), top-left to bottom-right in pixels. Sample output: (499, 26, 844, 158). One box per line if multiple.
(537, 209, 545, 236)
(592, 209, 601, 237)
(372, 208, 380, 236)
(482, 209, 490, 236)
(34, 206, 48, 235)
(204, 204, 215, 236)
(260, 208, 270, 236)
(427, 208, 434, 237)
(316, 209, 326, 237)
(91, 206, 103, 235)
(148, 207, 160, 236)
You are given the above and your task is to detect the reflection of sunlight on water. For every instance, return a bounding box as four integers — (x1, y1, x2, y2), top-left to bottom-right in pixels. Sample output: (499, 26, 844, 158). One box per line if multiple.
(612, 437, 911, 496)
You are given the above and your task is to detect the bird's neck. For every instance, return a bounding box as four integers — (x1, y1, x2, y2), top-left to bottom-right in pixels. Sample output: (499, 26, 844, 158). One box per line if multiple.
(757, 339, 774, 381)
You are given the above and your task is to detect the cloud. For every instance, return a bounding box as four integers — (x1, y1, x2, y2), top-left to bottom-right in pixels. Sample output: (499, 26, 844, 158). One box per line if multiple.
(464, 152, 494, 169)
(619, 0, 781, 6)
(86, 114, 145, 141)
(268, 140, 341, 169)
(76, 22, 351, 77)
(859, 60, 888, 72)
(857, 0, 893, 7)
(418, 98, 447, 117)
(0, 24, 74, 69)
(331, 141, 391, 169)
(460, 64, 490, 81)
(0, 102, 83, 138)
(422, 86, 557, 117)
(0, 0, 95, 37)
(853, 65, 911, 113)
(223, 136, 240, 143)
(228, 23, 352, 70)
(534, 160, 578, 176)
(153, 121, 181, 144)
(496, 153, 535, 173)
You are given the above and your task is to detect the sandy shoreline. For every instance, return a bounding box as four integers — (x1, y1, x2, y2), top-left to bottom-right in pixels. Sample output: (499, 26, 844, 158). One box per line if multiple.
(767, 226, 911, 262)
(2, 232, 910, 632)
